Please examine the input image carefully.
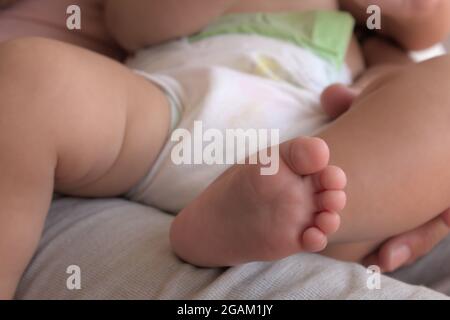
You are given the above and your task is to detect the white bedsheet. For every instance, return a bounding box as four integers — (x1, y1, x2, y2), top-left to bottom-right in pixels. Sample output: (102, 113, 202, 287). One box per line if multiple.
(16, 198, 449, 300)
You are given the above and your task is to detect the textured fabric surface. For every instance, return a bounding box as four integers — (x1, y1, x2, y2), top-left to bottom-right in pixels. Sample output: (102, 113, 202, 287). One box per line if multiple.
(16, 198, 448, 300)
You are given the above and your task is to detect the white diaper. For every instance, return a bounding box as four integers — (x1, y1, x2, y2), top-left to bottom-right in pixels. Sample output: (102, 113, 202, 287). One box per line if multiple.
(125, 35, 351, 213)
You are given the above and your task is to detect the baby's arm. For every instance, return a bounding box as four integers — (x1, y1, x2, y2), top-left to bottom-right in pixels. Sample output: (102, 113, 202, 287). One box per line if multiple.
(105, 0, 238, 52)
(340, 0, 450, 50)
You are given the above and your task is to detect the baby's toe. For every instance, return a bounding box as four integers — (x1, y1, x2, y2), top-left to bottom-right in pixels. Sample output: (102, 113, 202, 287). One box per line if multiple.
(317, 190, 346, 212)
(301, 227, 328, 252)
(320, 84, 358, 119)
(315, 211, 341, 235)
(313, 166, 347, 191)
(280, 137, 330, 175)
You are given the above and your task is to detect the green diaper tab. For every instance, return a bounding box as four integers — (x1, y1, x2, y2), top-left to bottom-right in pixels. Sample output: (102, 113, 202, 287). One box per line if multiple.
(190, 11, 355, 68)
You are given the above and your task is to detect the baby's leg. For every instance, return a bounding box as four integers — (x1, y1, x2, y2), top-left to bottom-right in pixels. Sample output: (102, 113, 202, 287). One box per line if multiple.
(0, 37, 170, 299)
(322, 37, 413, 120)
(320, 54, 450, 260)
(172, 54, 450, 267)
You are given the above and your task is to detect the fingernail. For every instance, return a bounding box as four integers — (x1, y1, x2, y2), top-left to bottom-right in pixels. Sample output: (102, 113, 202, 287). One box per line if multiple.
(389, 245, 411, 271)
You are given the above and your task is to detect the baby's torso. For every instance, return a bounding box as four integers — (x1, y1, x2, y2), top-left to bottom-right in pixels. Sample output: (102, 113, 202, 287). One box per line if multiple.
(227, 0, 339, 14)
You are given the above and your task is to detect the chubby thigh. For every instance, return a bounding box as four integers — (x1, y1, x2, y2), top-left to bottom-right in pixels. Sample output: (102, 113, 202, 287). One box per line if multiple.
(0, 37, 171, 197)
(0, 36, 171, 298)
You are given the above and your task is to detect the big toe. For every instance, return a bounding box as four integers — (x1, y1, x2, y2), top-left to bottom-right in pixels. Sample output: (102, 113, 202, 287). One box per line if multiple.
(281, 137, 330, 175)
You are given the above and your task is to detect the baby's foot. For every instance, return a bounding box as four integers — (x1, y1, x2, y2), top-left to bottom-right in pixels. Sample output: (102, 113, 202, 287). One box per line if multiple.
(170, 137, 346, 267)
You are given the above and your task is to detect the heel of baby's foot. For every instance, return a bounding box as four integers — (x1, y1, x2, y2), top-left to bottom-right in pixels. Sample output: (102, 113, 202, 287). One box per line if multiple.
(169, 208, 228, 267)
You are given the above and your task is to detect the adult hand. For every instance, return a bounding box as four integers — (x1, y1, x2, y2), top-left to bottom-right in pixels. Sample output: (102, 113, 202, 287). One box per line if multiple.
(363, 210, 450, 272)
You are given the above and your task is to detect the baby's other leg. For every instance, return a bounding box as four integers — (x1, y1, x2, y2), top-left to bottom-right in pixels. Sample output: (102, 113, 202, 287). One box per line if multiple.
(0, 37, 170, 299)
(318, 54, 450, 261)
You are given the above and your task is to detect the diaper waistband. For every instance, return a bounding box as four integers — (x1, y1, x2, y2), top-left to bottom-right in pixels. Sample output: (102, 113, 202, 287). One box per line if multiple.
(190, 10, 355, 69)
